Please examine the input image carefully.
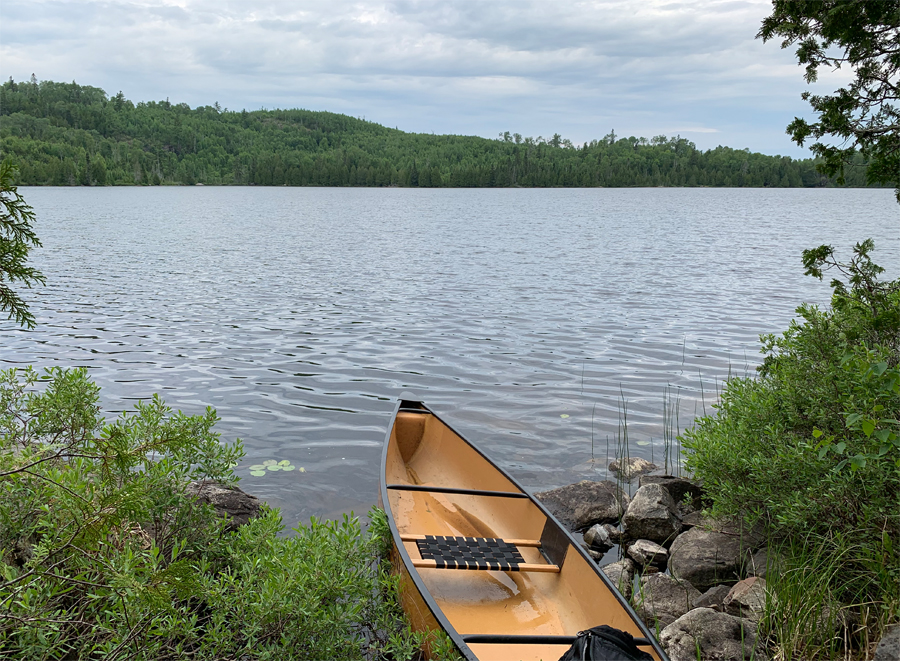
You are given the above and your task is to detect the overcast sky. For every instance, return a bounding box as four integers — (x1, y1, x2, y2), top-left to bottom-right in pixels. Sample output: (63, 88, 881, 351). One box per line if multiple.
(1, 0, 847, 156)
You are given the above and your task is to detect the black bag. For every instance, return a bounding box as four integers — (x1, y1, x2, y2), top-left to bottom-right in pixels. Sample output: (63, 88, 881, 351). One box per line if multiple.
(556, 625, 654, 661)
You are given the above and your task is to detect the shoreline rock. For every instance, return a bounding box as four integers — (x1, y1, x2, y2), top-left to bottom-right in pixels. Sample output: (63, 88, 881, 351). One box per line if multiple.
(622, 483, 682, 544)
(609, 457, 658, 480)
(659, 608, 759, 661)
(875, 624, 900, 661)
(693, 584, 732, 612)
(723, 577, 768, 622)
(635, 573, 701, 629)
(601, 558, 636, 601)
(668, 517, 763, 591)
(626, 539, 668, 569)
(535, 480, 629, 531)
(639, 474, 704, 510)
(186, 481, 261, 530)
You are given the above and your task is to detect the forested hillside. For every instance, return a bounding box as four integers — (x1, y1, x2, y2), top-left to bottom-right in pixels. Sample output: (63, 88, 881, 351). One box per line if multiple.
(0, 77, 872, 188)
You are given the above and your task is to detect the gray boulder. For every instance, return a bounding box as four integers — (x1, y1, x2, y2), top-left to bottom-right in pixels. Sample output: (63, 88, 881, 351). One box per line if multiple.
(603, 523, 623, 544)
(601, 558, 636, 601)
(746, 547, 781, 579)
(579, 542, 604, 561)
(693, 584, 732, 612)
(609, 457, 657, 480)
(875, 624, 900, 661)
(680, 511, 703, 530)
(622, 483, 682, 544)
(640, 474, 704, 509)
(635, 573, 701, 629)
(659, 608, 759, 661)
(535, 480, 629, 531)
(669, 518, 762, 591)
(584, 523, 613, 550)
(186, 481, 261, 530)
(723, 577, 768, 622)
(626, 539, 668, 569)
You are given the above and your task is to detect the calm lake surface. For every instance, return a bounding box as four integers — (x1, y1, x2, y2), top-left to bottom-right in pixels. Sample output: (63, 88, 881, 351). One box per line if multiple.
(4, 187, 898, 525)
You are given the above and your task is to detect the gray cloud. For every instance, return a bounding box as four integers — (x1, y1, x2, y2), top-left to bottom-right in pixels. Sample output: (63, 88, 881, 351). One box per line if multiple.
(0, 0, 825, 154)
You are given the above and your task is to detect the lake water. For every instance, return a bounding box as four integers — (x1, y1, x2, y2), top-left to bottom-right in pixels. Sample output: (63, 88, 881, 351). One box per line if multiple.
(4, 187, 898, 525)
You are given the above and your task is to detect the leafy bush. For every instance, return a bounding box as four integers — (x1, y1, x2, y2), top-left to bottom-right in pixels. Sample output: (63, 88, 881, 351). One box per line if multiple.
(0, 366, 452, 660)
(682, 240, 899, 650)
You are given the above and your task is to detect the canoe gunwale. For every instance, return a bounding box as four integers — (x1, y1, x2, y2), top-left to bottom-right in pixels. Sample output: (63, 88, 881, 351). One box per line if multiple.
(379, 398, 670, 661)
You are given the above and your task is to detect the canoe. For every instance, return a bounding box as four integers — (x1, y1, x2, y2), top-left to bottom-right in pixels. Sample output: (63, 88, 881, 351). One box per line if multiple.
(380, 397, 670, 661)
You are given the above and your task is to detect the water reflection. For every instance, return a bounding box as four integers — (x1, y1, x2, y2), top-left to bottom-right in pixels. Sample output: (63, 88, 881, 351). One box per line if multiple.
(4, 187, 898, 525)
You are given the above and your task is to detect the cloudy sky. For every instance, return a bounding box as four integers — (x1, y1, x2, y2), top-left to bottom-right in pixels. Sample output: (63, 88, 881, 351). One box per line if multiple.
(1, 0, 845, 155)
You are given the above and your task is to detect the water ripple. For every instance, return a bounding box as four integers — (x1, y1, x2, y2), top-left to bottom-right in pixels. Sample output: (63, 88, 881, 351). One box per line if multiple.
(3, 187, 898, 524)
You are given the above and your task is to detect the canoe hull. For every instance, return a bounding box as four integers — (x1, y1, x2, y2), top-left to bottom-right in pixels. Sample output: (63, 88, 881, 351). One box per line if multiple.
(380, 398, 668, 661)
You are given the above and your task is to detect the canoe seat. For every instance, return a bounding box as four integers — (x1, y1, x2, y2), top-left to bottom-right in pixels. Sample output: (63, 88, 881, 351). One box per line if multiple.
(409, 535, 560, 573)
(417, 535, 525, 570)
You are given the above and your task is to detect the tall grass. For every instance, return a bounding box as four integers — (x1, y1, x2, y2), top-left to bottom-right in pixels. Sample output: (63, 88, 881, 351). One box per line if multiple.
(662, 385, 683, 477)
(761, 529, 900, 661)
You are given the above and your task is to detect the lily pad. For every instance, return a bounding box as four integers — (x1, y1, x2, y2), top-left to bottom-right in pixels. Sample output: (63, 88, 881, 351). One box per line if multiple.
(560, 414, 570, 418)
(636, 440, 651, 446)
(247, 458, 302, 477)
(299, 467, 306, 473)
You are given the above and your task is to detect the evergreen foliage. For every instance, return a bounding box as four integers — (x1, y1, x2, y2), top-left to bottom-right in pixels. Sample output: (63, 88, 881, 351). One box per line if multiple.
(759, 0, 900, 199)
(0, 161, 44, 328)
(0, 78, 874, 189)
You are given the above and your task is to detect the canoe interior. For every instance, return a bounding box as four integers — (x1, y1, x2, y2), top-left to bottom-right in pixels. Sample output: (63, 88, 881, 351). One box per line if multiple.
(384, 405, 665, 661)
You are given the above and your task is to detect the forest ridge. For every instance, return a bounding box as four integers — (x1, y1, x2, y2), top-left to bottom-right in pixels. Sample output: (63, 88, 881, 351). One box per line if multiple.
(0, 77, 872, 188)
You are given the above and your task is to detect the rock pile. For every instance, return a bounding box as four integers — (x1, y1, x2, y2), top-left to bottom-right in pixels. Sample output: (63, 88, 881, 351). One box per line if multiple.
(537, 474, 771, 660)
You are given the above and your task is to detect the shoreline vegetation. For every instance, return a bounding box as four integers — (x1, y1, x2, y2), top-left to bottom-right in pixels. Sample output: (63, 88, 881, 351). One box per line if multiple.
(0, 77, 882, 190)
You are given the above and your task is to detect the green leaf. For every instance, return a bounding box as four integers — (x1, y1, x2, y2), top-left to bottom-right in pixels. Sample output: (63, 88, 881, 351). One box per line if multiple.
(818, 446, 829, 460)
(874, 429, 891, 443)
(845, 413, 863, 427)
(249, 470, 266, 477)
(850, 454, 867, 471)
(834, 441, 846, 455)
(278, 459, 290, 466)
(834, 459, 848, 472)
(861, 419, 875, 437)
(872, 362, 888, 376)
(812, 428, 823, 438)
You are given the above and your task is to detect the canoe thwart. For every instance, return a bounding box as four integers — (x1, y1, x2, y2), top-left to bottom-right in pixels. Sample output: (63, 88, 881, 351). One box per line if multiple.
(400, 534, 542, 547)
(385, 483, 529, 498)
(412, 559, 560, 573)
(461, 633, 652, 646)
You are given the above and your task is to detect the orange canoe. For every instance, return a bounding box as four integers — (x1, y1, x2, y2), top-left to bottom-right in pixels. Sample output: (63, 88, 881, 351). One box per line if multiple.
(380, 397, 669, 661)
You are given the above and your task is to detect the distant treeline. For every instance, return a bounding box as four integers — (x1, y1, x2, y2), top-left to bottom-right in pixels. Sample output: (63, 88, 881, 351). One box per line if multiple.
(0, 77, 874, 188)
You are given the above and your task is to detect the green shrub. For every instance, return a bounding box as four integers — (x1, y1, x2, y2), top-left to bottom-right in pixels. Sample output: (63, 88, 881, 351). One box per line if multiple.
(682, 240, 899, 651)
(0, 366, 450, 660)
